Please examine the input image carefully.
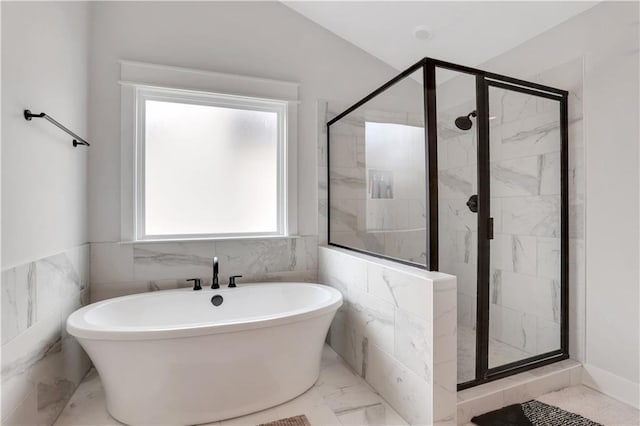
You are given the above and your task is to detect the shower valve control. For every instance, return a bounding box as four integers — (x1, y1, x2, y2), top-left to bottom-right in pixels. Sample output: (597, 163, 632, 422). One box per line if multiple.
(466, 194, 478, 213)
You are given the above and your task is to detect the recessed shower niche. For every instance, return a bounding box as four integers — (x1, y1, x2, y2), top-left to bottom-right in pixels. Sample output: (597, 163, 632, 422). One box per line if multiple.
(327, 58, 569, 389)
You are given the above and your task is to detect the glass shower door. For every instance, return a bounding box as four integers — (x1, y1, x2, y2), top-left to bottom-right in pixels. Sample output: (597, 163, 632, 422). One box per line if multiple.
(434, 67, 479, 385)
(486, 81, 565, 369)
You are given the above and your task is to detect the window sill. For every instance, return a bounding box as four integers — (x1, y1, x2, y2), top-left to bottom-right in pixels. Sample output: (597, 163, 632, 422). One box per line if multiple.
(119, 235, 303, 245)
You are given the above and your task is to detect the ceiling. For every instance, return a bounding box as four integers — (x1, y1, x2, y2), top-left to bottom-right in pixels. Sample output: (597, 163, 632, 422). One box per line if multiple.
(283, 1, 599, 72)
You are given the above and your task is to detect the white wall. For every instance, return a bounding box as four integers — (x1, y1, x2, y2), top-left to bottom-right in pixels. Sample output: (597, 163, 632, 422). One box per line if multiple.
(86, 1, 416, 299)
(1, 2, 92, 424)
(2, 1, 90, 268)
(477, 1, 639, 405)
(88, 1, 404, 243)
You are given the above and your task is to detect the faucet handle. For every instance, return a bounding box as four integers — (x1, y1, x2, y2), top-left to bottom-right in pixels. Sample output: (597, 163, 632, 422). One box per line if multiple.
(228, 275, 243, 288)
(187, 278, 202, 291)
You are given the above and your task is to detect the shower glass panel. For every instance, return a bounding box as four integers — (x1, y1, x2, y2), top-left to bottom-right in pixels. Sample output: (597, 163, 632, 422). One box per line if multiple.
(487, 84, 563, 368)
(328, 69, 426, 266)
(435, 68, 478, 384)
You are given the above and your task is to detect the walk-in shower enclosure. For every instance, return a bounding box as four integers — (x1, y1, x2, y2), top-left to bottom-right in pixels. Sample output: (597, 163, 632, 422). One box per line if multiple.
(327, 58, 569, 389)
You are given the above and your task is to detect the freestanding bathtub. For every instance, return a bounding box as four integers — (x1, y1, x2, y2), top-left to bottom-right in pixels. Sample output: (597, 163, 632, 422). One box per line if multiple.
(67, 283, 342, 425)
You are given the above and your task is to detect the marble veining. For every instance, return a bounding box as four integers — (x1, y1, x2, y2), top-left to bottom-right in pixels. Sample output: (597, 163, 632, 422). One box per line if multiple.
(1, 244, 91, 426)
(491, 270, 502, 304)
(39, 254, 83, 291)
(35, 253, 86, 321)
(551, 280, 561, 323)
(26, 263, 36, 329)
(348, 290, 395, 355)
(463, 227, 472, 264)
(491, 158, 540, 196)
(330, 201, 363, 232)
(502, 195, 560, 237)
(511, 236, 522, 271)
(133, 247, 212, 267)
(37, 378, 75, 413)
(378, 270, 400, 308)
(394, 309, 433, 383)
(2, 263, 36, 344)
(329, 168, 366, 198)
(501, 119, 560, 145)
(2, 333, 61, 382)
(360, 336, 369, 379)
(497, 88, 538, 124)
(91, 236, 318, 300)
(438, 169, 473, 197)
(319, 247, 457, 425)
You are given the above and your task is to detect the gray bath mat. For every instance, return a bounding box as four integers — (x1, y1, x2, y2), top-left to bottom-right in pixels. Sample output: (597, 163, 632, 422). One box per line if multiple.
(471, 400, 603, 426)
(258, 414, 311, 426)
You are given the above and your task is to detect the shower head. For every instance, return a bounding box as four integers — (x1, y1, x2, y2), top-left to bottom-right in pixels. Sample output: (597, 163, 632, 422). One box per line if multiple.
(455, 110, 477, 131)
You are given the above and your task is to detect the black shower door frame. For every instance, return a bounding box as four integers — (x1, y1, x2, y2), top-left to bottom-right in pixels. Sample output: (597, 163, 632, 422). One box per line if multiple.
(426, 59, 570, 390)
(326, 58, 569, 389)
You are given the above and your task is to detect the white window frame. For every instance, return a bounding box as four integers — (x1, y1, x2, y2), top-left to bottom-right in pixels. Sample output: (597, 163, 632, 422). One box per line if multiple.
(120, 61, 299, 242)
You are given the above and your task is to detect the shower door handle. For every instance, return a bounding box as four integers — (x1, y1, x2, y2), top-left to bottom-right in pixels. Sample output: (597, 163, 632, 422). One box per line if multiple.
(488, 217, 494, 240)
(466, 194, 478, 213)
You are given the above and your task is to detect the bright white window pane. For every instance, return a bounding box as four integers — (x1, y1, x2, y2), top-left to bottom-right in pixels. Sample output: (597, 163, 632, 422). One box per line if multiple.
(144, 100, 279, 236)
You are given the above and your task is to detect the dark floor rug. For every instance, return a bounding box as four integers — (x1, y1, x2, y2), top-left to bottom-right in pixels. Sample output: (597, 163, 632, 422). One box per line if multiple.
(258, 414, 311, 426)
(471, 400, 603, 426)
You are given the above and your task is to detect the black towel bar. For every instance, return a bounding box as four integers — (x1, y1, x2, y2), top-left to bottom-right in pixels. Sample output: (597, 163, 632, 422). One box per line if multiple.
(24, 109, 90, 147)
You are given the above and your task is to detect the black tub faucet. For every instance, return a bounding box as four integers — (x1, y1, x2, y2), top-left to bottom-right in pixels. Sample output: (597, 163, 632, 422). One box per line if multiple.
(228, 275, 242, 288)
(211, 257, 219, 289)
(187, 278, 202, 291)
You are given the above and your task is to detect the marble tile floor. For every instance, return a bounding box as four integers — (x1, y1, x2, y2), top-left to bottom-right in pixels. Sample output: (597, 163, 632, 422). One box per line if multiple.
(458, 326, 531, 383)
(54, 344, 408, 426)
(536, 385, 640, 426)
(462, 385, 640, 426)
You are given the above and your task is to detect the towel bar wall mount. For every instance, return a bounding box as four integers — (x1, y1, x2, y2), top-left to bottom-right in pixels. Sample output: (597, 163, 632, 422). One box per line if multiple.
(24, 109, 90, 147)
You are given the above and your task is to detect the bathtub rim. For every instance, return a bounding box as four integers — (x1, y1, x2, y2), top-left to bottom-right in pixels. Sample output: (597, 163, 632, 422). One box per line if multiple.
(67, 282, 342, 341)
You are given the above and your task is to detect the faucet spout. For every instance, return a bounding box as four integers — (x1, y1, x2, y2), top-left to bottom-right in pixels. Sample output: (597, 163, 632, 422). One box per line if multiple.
(212, 256, 219, 289)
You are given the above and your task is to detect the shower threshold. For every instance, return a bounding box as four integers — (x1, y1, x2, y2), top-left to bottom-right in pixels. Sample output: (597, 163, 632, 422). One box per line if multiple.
(456, 358, 581, 424)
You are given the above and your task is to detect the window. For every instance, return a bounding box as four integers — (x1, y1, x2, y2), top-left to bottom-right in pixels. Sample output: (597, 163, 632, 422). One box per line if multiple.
(134, 87, 288, 240)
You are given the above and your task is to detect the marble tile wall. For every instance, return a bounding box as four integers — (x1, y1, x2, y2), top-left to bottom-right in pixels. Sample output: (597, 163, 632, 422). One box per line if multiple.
(438, 58, 585, 374)
(534, 58, 586, 364)
(436, 96, 479, 340)
(488, 87, 563, 363)
(1, 244, 91, 425)
(488, 58, 584, 363)
(318, 246, 457, 425)
(90, 236, 318, 301)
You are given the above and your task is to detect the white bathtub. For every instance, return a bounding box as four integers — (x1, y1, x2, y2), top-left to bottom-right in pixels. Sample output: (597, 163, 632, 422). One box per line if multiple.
(67, 283, 342, 425)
